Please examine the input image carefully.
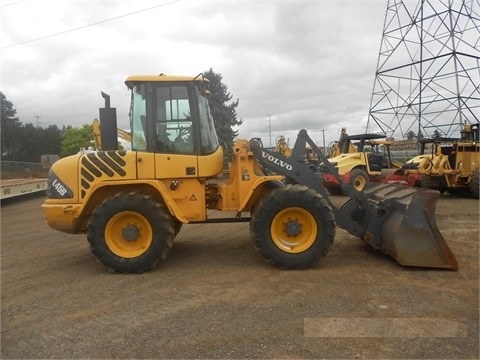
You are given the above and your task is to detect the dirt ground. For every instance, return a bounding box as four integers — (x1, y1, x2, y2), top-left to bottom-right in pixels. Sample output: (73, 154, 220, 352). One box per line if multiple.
(1, 192, 479, 359)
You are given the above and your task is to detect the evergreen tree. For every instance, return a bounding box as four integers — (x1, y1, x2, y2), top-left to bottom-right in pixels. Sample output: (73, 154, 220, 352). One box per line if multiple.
(41, 125, 63, 155)
(1, 92, 63, 162)
(1, 92, 22, 161)
(203, 68, 242, 158)
(406, 130, 416, 140)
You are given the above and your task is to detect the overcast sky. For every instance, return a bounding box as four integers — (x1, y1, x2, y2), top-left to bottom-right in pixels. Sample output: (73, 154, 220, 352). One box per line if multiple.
(1, 0, 389, 147)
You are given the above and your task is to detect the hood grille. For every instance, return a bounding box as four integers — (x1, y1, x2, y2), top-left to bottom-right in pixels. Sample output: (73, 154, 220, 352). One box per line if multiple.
(80, 151, 127, 198)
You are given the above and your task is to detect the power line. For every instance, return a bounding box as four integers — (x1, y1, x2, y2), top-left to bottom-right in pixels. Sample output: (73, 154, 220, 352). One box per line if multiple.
(1, 0, 180, 49)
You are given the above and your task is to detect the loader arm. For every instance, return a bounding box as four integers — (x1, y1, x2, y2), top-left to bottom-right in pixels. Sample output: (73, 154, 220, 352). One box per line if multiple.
(252, 129, 458, 270)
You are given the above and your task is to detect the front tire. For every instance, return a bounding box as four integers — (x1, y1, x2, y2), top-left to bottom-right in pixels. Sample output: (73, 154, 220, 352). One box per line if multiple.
(250, 184, 335, 269)
(87, 192, 175, 273)
(349, 168, 369, 192)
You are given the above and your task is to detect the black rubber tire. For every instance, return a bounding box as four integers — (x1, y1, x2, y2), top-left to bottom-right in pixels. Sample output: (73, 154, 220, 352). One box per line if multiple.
(421, 174, 446, 194)
(173, 219, 183, 236)
(87, 191, 175, 273)
(349, 168, 370, 192)
(469, 168, 480, 199)
(420, 174, 430, 189)
(250, 184, 335, 269)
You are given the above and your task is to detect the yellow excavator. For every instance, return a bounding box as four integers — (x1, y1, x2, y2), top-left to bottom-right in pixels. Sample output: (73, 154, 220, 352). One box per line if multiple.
(42, 74, 457, 273)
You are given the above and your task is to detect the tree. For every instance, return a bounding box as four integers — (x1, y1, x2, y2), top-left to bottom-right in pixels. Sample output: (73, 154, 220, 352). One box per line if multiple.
(203, 68, 242, 158)
(406, 130, 416, 140)
(1, 92, 63, 162)
(41, 125, 63, 155)
(60, 124, 94, 157)
(1, 92, 22, 160)
(433, 129, 442, 139)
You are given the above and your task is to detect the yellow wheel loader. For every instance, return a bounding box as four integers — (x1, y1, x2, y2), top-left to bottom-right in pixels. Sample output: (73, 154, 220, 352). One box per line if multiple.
(42, 74, 458, 273)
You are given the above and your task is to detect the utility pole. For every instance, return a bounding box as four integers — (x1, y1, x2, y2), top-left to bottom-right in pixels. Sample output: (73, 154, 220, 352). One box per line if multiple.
(321, 129, 326, 156)
(267, 114, 272, 148)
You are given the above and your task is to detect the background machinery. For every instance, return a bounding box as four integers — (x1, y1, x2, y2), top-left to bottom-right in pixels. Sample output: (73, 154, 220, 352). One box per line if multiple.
(386, 124, 479, 197)
(274, 135, 292, 157)
(42, 74, 457, 273)
(421, 123, 479, 197)
(317, 133, 401, 194)
(327, 128, 357, 158)
(93, 118, 135, 150)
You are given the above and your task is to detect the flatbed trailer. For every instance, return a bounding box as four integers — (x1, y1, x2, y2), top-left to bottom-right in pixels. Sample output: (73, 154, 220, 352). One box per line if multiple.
(1, 178, 48, 200)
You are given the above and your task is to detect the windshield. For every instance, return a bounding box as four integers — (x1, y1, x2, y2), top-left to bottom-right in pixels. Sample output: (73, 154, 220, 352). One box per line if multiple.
(128, 80, 220, 155)
(197, 85, 219, 154)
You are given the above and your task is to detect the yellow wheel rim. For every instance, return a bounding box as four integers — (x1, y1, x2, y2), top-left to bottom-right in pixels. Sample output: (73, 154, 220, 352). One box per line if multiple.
(353, 175, 366, 191)
(270, 207, 317, 253)
(105, 211, 153, 258)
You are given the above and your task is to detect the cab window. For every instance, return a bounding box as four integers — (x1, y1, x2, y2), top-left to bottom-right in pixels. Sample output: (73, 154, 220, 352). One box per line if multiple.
(155, 86, 193, 154)
(130, 84, 147, 151)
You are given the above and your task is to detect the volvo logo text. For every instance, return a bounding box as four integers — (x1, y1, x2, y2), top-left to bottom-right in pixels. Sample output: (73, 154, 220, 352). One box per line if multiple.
(261, 151, 293, 170)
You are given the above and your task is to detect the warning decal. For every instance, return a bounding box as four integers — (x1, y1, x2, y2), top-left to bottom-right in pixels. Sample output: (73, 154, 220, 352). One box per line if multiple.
(190, 194, 197, 201)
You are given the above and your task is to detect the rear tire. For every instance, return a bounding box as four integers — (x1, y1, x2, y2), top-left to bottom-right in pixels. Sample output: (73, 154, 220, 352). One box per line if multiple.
(470, 168, 479, 198)
(350, 168, 369, 192)
(87, 192, 175, 273)
(250, 184, 335, 269)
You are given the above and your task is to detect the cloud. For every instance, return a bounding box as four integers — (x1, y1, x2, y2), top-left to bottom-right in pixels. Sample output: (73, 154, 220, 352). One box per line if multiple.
(1, 0, 386, 145)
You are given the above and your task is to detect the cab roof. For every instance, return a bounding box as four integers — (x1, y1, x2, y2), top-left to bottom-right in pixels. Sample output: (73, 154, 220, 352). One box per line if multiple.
(125, 74, 208, 88)
(344, 133, 386, 141)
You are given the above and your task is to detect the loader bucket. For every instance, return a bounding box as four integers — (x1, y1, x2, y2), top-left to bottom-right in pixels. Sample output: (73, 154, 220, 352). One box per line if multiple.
(340, 184, 458, 270)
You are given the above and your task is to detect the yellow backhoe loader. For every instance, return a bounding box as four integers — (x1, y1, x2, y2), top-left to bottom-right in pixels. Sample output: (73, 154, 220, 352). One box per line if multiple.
(42, 74, 457, 273)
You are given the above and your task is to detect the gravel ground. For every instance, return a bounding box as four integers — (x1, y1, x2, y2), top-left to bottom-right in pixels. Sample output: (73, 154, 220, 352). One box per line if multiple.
(1, 192, 478, 359)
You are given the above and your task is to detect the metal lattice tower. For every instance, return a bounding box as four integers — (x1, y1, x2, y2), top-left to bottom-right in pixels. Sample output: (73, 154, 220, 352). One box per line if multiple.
(366, 0, 480, 139)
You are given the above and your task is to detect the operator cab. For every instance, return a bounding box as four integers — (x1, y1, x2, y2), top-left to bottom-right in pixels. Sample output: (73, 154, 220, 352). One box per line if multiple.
(460, 123, 479, 142)
(125, 74, 220, 156)
(124, 74, 224, 179)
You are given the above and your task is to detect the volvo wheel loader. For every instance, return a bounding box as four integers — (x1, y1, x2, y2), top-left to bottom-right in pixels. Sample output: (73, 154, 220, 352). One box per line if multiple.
(41, 74, 458, 273)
